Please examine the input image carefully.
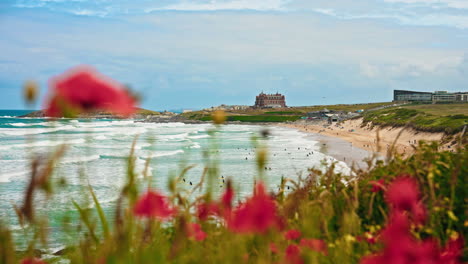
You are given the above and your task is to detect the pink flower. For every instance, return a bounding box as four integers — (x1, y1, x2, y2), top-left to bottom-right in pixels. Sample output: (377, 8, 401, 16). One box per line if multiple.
(361, 212, 446, 264)
(299, 238, 328, 255)
(269, 243, 279, 254)
(45, 66, 136, 117)
(221, 182, 234, 209)
(196, 202, 219, 221)
(284, 229, 302, 241)
(285, 244, 303, 264)
(20, 258, 47, 264)
(227, 182, 282, 234)
(440, 236, 464, 264)
(188, 223, 207, 241)
(133, 190, 175, 220)
(369, 179, 385, 193)
(385, 176, 426, 223)
(385, 176, 420, 211)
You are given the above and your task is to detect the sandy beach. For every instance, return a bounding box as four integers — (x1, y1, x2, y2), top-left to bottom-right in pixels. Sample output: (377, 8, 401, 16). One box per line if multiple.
(279, 118, 446, 158)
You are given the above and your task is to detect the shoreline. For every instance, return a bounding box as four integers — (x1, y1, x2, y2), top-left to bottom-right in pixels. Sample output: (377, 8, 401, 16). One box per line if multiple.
(272, 124, 376, 169)
(278, 118, 447, 157)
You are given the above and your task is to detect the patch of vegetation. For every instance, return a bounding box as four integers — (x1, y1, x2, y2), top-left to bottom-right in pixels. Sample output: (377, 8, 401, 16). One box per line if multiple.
(264, 111, 303, 115)
(136, 108, 160, 115)
(363, 108, 468, 134)
(401, 103, 468, 117)
(200, 115, 301, 122)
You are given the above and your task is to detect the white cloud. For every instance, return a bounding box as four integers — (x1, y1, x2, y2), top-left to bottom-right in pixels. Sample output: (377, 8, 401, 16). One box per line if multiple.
(145, 0, 289, 12)
(360, 63, 379, 78)
(383, 0, 468, 9)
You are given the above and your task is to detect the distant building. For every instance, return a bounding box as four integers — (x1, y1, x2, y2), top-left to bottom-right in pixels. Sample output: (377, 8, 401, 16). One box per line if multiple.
(204, 104, 250, 111)
(254, 92, 287, 108)
(393, 89, 468, 103)
(432, 91, 456, 102)
(455, 92, 468, 102)
(393, 90, 432, 102)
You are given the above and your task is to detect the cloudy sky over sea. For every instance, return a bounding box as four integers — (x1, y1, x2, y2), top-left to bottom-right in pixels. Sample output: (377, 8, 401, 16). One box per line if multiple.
(1, 0, 468, 109)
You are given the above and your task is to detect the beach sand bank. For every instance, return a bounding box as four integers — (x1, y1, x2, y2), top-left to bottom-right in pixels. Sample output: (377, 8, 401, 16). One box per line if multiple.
(279, 118, 446, 158)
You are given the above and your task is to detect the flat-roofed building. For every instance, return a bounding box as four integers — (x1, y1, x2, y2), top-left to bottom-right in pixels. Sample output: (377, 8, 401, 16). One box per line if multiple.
(432, 91, 456, 102)
(394, 89, 468, 103)
(455, 92, 468, 102)
(393, 90, 433, 102)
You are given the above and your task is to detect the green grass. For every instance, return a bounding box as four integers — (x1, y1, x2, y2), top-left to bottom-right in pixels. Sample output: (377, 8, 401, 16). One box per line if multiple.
(363, 108, 468, 134)
(136, 108, 160, 116)
(400, 103, 468, 116)
(200, 115, 301, 122)
(264, 111, 303, 115)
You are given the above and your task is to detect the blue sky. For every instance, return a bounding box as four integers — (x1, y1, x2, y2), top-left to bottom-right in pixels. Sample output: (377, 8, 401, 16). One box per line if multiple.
(1, 0, 468, 110)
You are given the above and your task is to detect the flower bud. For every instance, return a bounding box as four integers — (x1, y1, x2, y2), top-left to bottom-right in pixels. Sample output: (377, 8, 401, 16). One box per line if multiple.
(212, 110, 226, 125)
(23, 80, 38, 104)
(256, 148, 267, 170)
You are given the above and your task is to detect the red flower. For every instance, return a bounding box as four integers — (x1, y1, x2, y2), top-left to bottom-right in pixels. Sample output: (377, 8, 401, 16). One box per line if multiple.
(196, 202, 220, 221)
(285, 244, 303, 264)
(440, 236, 464, 264)
(45, 66, 136, 117)
(385, 176, 420, 211)
(369, 179, 385, 193)
(187, 223, 207, 241)
(284, 229, 302, 241)
(299, 238, 328, 255)
(221, 181, 234, 209)
(227, 182, 282, 234)
(20, 258, 47, 264)
(133, 190, 175, 220)
(269, 243, 279, 254)
(385, 176, 426, 223)
(361, 211, 445, 264)
(360, 255, 385, 264)
(380, 211, 411, 244)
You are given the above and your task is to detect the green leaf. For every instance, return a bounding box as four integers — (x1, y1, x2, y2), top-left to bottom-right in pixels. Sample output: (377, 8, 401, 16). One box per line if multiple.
(72, 200, 99, 244)
(88, 184, 110, 239)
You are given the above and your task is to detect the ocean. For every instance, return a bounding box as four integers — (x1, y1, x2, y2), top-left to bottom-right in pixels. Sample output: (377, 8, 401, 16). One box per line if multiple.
(0, 109, 351, 250)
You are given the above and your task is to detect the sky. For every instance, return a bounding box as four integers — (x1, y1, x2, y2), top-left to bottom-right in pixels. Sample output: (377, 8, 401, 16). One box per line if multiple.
(1, 0, 468, 110)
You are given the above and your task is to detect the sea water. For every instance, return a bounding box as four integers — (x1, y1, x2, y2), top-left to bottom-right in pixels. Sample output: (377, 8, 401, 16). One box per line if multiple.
(0, 110, 351, 250)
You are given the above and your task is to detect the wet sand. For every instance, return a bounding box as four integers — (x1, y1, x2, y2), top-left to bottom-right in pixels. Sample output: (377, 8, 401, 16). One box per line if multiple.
(304, 132, 378, 170)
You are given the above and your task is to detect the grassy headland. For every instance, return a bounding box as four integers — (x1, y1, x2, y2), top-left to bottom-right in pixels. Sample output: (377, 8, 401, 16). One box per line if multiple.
(181, 102, 395, 123)
(362, 103, 468, 134)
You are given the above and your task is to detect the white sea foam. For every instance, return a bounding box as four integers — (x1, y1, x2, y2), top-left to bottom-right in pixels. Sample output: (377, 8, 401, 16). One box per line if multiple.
(95, 135, 107, 140)
(158, 133, 189, 140)
(0, 138, 86, 150)
(9, 123, 30, 127)
(0, 170, 29, 183)
(141, 149, 184, 159)
(61, 155, 100, 164)
(188, 135, 210, 139)
(0, 125, 75, 136)
(190, 142, 201, 149)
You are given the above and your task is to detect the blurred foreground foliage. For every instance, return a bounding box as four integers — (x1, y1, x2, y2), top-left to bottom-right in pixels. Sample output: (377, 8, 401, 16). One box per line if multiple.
(0, 137, 466, 264)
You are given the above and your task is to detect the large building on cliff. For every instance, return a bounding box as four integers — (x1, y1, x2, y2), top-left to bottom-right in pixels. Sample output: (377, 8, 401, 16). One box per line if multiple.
(393, 90, 468, 103)
(254, 92, 287, 108)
